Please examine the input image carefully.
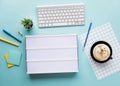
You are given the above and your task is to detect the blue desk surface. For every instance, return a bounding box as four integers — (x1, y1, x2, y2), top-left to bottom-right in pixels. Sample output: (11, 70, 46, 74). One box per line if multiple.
(0, 0, 120, 86)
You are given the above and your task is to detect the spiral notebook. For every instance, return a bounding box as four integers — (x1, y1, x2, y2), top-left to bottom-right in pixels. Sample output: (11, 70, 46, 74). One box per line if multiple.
(80, 23, 120, 80)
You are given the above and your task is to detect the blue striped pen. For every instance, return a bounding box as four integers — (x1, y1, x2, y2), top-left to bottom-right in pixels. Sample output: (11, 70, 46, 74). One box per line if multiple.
(3, 29, 22, 43)
(83, 22, 92, 50)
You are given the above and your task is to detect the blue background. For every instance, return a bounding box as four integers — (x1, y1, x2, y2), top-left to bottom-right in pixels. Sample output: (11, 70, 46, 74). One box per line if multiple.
(0, 0, 120, 86)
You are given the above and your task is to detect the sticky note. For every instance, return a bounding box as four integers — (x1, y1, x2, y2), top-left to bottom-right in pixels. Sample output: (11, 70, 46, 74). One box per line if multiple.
(8, 50, 22, 66)
(4, 54, 14, 68)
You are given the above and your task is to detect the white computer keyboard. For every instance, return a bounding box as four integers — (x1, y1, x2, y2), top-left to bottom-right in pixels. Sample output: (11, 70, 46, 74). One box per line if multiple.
(37, 3, 85, 28)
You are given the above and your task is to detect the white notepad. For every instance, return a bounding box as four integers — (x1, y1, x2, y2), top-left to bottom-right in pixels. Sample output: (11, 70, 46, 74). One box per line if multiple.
(26, 34, 78, 74)
(80, 23, 120, 80)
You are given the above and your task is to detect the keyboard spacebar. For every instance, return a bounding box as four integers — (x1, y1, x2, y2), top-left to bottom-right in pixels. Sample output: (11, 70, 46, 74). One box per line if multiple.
(52, 23, 68, 26)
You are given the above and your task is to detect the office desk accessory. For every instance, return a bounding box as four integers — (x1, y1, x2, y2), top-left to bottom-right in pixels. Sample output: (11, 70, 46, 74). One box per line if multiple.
(0, 37, 19, 47)
(21, 18, 33, 30)
(26, 34, 78, 74)
(3, 29, 22, 43)
(18, 31, 23, 36)
(83, 22, 92, 50)
(8, 50, 22, 65)
(37, 3, 85, 27)
(4, 54, 15, 68)
(80, 23, 120, 80)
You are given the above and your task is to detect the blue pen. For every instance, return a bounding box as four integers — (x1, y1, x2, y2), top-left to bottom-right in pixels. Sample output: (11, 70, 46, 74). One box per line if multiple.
(3, 29, 22, 43)
(83, 22, 92, 50)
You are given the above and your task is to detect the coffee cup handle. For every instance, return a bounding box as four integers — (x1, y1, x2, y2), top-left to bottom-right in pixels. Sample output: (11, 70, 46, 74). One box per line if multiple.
(110, 57, 112, 59)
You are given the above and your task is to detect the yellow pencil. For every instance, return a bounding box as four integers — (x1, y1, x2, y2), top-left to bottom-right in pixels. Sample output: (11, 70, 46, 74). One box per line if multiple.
(0, 37, 19, 47)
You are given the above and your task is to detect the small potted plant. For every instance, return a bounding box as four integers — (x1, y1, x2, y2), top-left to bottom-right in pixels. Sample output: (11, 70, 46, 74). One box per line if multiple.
(21, 18, 33, 30)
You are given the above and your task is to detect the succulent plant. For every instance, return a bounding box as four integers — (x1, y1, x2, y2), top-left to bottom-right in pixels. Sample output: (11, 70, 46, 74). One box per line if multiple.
(21, 18, 33, 30)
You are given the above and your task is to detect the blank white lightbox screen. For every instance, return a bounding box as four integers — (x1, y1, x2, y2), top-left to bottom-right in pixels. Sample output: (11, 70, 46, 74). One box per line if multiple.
(26, 34, 79, 74)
